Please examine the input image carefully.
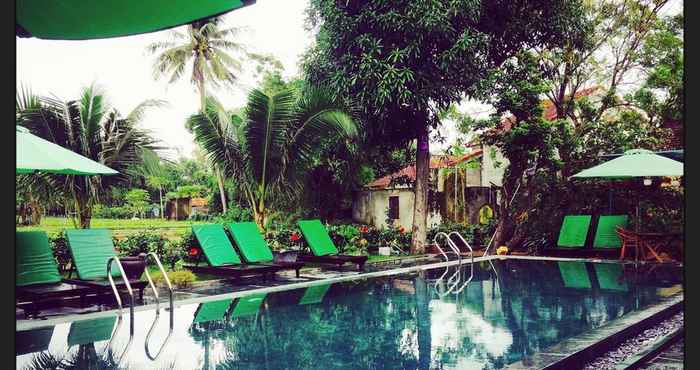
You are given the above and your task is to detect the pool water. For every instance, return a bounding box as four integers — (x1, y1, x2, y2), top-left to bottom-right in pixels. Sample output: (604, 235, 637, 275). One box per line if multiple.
(16, 259, 683, 370)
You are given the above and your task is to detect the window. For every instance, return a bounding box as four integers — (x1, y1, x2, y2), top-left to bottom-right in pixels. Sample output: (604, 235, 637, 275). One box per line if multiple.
(388, 196, 399, 220)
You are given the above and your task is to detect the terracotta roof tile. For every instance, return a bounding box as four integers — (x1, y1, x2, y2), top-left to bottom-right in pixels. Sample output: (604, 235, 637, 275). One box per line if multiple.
(366, 151, 483, 189)
(190, 197, 209, 207)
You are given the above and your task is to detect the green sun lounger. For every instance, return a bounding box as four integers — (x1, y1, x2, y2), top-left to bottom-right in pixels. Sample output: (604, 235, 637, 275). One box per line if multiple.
(227, 222, 305, 277)
(296, 220, 368, 271)
(16, 326, 54, 355)
(299, 284, 332, 305)
(593, 215, 628, 249)
(67, 316, 117, 346)
(192, 298, 234, 324)
(593, 263, 628, 291)
(16, 231, 95, 313)
(558, 261, 592, 289)
(186, 224, 279, 279)
(556, 215, 592, 248)
(64, 229, 147, 299)
(230, 293, 267, 318)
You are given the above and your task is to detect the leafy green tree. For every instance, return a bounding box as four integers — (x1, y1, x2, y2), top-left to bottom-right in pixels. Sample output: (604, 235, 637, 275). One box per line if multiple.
(474, 1, 681, 249)
(303, 0, 587, 252)
(533, 0, 675, 177)
(16, 84, 162, 228)
(147, 16, 250, 213)
(131, 148, 170, 218)
(188, 88, 358, 230)
(125, 189, 151, 218)
(626, 11, 683, 144)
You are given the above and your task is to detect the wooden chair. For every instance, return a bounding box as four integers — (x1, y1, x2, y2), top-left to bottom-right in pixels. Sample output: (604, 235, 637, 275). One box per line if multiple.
(615, 226, 639, 260)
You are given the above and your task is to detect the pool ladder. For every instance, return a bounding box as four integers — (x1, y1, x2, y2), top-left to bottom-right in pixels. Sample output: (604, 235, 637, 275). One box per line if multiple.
(106, 253, 174, 363)
(143, 253, 174, 361)
(431, 232, 474, 297)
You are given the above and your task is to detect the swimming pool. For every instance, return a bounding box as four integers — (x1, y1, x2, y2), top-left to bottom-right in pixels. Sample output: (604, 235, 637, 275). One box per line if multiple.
(16, 259, 682, 370)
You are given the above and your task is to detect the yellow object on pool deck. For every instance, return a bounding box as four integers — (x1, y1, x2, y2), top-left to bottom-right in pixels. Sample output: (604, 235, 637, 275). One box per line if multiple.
(496, 246, 509, 255)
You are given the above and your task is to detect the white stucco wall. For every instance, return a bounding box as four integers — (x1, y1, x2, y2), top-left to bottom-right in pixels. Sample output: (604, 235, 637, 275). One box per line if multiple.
(353, 188, 442, 229)
(481, 145, 509, 187)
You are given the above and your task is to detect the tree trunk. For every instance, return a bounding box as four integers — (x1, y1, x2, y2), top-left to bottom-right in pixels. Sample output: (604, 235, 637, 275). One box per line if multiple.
(253, 200, 267, 232)
(159, 187, 164, 219)
(492, 163, 524, 249)
(411, 127, 430, 254)
(197, 77, 229, 215)
(215, 166, 228, 214)
(74, 193, 92, 229)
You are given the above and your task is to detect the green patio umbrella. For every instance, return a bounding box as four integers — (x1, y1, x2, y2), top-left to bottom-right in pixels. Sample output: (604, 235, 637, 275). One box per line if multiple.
(16, 0, 255, 40)
(570, 149, 683, 260)
(16, 126, 118, 175)
(571, 149, 683, 179)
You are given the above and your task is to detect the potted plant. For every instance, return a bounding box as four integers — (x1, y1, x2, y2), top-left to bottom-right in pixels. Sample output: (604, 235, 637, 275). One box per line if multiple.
(119, 253, 147, 280)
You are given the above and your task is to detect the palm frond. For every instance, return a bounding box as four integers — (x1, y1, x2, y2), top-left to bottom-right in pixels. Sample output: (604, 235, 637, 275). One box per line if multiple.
(243, 88, 296, 189)
(79, 83, 107, 159)
(286, 87, 359, 169)
(189, 97, 247, 179)
(126, 99, 169, 123)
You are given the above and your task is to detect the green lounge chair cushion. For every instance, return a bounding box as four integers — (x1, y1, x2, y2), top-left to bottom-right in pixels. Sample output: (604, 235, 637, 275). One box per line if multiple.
(593, 215, 628, 248)
(558, 261, 592, 289)
(297, 219, 338, 256)
(227, 222, 273, 263)
(230, 293, 266, 318)
(557, 215, 592, 248)
(299, 284, 331, 305)
(594, 263, 628, 291)
(67, 316, 117, 346)
(16, 231, 62, 286)
(192, 224, 242, 267)
(65, 229, 120, 280)
(193, 298, 233, 324)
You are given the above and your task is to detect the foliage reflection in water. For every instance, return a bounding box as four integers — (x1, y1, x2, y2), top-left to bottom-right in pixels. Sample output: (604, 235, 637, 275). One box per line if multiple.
(16, 260, 682, 370)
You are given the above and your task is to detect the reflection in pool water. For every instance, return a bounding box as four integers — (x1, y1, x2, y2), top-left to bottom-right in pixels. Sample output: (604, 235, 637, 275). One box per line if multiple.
(16, 259, 682, 370)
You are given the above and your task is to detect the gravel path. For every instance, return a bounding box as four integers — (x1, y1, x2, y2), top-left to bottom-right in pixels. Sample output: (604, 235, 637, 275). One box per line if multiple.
(582, 312, 684, 370)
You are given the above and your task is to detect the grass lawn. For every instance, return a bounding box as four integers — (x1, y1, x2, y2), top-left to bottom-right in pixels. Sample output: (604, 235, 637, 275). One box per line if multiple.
(17, 216, 202, 239)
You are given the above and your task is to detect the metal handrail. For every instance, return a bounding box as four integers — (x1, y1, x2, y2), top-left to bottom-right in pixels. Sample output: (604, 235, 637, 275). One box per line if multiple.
(143, 252, 174, 361)
(448, 232, 474, 265)
(434, 232, 462, 265)
(145, 309, 173, 361)
(448, 232, 475, 294)
(432, 232, 464, 297)
(143, 252, 174, 312)
(107, 256, 134, 330)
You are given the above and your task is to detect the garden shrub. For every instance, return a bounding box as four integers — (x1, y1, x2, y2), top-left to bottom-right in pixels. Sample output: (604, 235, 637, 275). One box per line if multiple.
(173, 230, 200, 264)
(93, 204, 131, 219)
(427, 221, 496, 249)
(115, 229, 168, 257)
(265, 224, 307, 251)
(149, 269, 197, 288)
(212, 204, 254, 223)
(48, 231, 71, 272)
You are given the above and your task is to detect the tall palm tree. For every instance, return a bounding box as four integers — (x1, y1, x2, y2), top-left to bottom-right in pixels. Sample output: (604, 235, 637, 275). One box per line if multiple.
(16, 84, 163, 228)
(147, 16, 249, 213)
(188, 87, 359, 230)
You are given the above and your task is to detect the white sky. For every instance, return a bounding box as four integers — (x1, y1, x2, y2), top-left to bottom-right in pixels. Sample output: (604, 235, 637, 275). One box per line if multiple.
(17, 0, 314, 159)
(17, 0, 682, 158)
